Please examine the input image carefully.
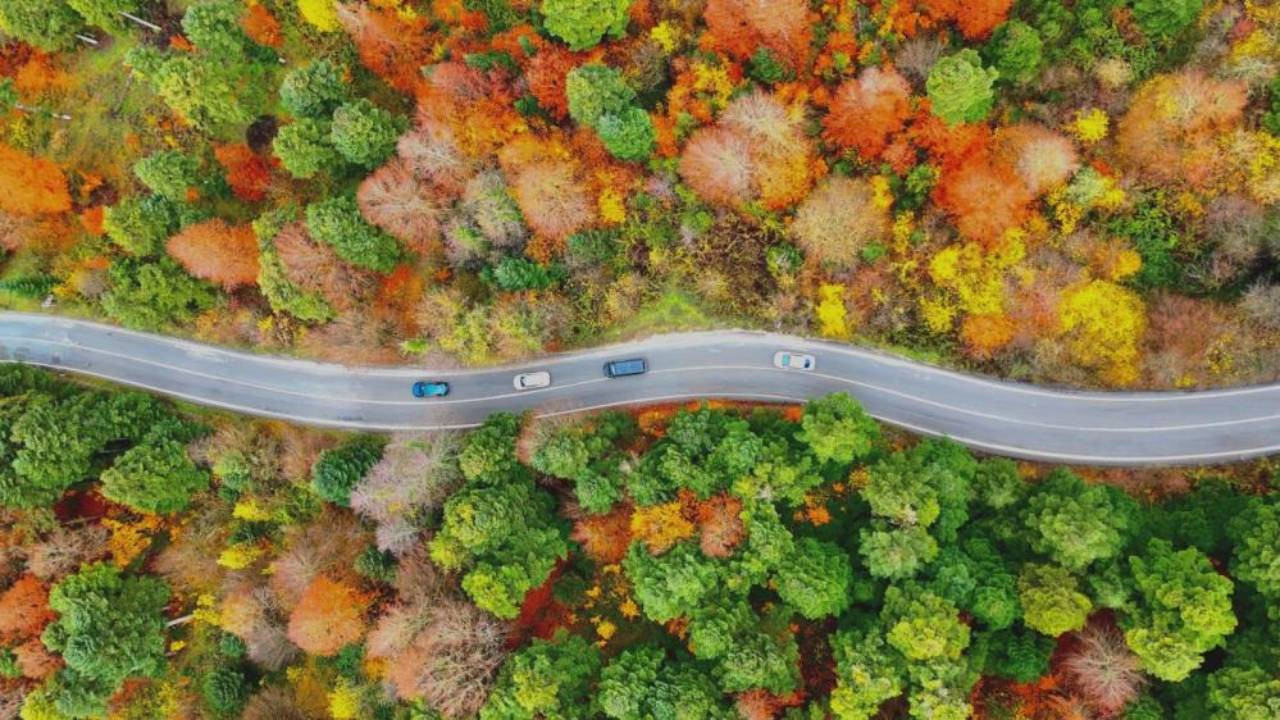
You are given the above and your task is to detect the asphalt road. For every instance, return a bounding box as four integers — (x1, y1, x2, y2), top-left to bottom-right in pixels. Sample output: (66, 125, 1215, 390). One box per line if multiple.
(0, 311, 1277, 466)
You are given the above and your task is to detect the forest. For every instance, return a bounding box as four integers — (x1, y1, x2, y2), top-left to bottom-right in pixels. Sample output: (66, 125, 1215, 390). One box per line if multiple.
(0, 0, 1277, 386)
(0, 367, 1279, 719)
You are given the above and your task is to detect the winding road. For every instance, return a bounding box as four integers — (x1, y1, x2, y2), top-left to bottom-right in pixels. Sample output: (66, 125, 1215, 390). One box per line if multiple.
(0, 311, 1277, 466)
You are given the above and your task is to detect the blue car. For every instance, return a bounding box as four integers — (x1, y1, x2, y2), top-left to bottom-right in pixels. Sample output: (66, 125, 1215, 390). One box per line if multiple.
(412, 381, 450, 398)
(604, 358, 648, 378)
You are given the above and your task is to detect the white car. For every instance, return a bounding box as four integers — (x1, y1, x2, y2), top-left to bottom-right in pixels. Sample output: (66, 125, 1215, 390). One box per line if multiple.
(513, 371, 552, 390)
(773, 351, 816, 371)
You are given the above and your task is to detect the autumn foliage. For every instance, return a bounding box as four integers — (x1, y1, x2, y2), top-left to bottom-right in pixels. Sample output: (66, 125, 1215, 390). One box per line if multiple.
(166, 219, 261, 290)
(916, 0, 1014, 40)
(0, 143, 72, 216)
(357, 159, 445, 254)
(703, 0, 812, 70)
(823, 67, 914, 160)
(0, 575, 54, 643)
(214, 144, 276, 203)
(286, 575, 369, 656)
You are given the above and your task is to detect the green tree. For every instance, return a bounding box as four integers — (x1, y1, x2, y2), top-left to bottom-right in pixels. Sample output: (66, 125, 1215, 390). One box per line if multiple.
(531, 412, 634, 514)
(829, 624, 905, 720)
(926, 49, 998, 125)
(181, 0, 254, 58)
(1022, 469, 1135, 571)
(928, 539, 1020, 630)
(1124, 539, 1236, 682)
(103, 195, 180, 257)
(980, 627, 1053, 682)
(1228, 498, 1280, 597)
(623, 541, 722, 623)
(596, 106, 655, 162)
(775, 537, 854, 619)
(65, 0, 136, 36)
(459, 412, 526, 485)
(305, 195, 402, 273)
(201, 666, 248, 715)
(971, 457, 1024, 511)
(99, 258, 218, 331)
(1205, 666, 1280, 720)
(330, 99, 403, 169)
(797, 393, 880, 466)
(598, 645, 726, 719)
(986, 20, 1043, 86)
(1017, 563, 1091, 637)
(274, 118, 342, 179)
(133, 151, 201, 203)
(100, 439, 210, 514)
(41, 564, 170, 717)
(481, 632, 600, 720)
(0, 0, 84, 51)
(882, 582, 969, 662)
(280, 58, 352, 119)
(541, 0, 631, 51)
(125, 47, 268, 134)
(430, 469, 568, 618)
(1132, 0, 1202, 41)
(859, 524, 939, 580)
(311, 436, 384, 506)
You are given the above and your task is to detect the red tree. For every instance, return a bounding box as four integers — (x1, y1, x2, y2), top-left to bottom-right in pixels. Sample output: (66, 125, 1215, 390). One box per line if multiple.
(357, 159, 444, 254)
(166, 220, 260, 290)
(933, 156, 1032, 245)
(822, 67, 914, 160)
(0, 575, 54, 644)
(337, 3, 433, 95)
(525, 46, 581, 121)
(917, 0, 1014, 40)
(511, 160, 595, 242)
(273, 222, 376, 312)
(286, 575, 368, 657)
(214, 144, 276, 203)
(0, 143, 71, 216)
(704, 0, 812, 70)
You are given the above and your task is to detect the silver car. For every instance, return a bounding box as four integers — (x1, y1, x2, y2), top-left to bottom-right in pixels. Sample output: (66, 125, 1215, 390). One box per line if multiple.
(773, 351, 816, 370)
(513, 371, 552, 390)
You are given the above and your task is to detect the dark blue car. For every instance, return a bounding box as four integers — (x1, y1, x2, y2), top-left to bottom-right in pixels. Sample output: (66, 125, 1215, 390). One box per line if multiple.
(412, 381, 450, 398)
(604, 358, 648, 378)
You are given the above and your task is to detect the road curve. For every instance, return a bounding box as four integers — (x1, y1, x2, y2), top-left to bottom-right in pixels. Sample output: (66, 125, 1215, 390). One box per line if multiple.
(0, 311, 1277, 466)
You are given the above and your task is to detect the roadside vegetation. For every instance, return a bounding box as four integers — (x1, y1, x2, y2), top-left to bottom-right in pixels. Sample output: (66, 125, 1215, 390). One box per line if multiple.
(0, 0, 1278, 386)
(1, 367, 1279, 718)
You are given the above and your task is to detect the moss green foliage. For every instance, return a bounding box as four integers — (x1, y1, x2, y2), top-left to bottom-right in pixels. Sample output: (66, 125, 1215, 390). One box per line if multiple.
(100, 436, 210, 514)
(0, 0, 83, 51)
(1206, 666, 1280, 719)
(200, 666, 248, 715)
(566, 64, 653, 163)
(1021, 469, 1136, 571)
(597, 645, 727, 719)
(311, 436, 384, 506)
(1132, 0, 1202, 40)
(530, 411, 635, 513)
(133, 150, 201, 203)
(103, 195, 180, 257)
(980, 627, 1054, 682)
(1124, 539, 1236, 681)
(986, 20, 1043, 85)
(65, 0, 136, 36)
(41, 563, 170, 717)
(274, 118, 342, 179)
(926, 49, 998, 125)
(280, 59, 352, 119)
(253, 209, 335, 323)
(775, 537, 854, 619)
(541, 0, 631, 51)
(1017, 563, 1092, 636)
(329, 99, 403, 169)
(798, 392, 882, 466)
(124, 46, 269, 136)
(100, 257, 218, 330)
(304, 195, 402, 273)
(430, 414, 569, 618)
(481, 632, 600, 719)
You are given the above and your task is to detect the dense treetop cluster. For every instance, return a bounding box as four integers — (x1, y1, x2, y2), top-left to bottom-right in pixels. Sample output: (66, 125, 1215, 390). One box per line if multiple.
(0, 0, 1276, 387)
(1, 367, 1279, 718)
